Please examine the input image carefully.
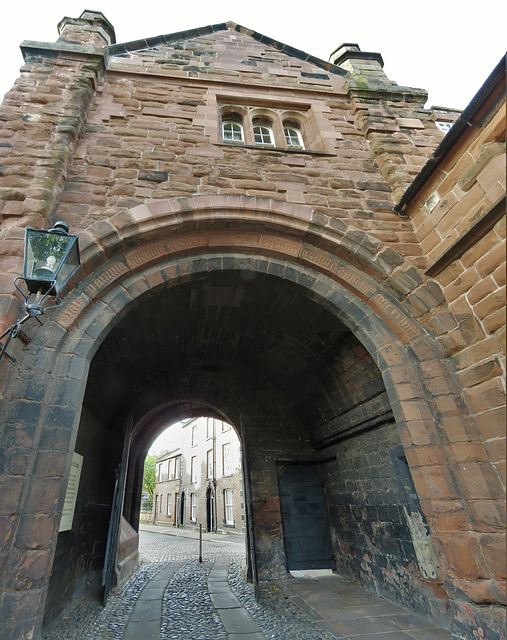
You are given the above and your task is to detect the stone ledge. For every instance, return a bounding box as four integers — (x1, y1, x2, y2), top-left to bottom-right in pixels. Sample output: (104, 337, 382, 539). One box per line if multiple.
(346, 80, 428, 104)
(20, 40, 107, 66)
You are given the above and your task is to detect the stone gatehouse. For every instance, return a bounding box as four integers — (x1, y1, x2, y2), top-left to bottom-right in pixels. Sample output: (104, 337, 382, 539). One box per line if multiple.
(0, 11, 504, 640)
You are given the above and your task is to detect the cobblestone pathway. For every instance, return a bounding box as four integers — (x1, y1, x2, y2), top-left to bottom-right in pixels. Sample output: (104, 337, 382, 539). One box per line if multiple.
(43, 528, 451, 639)
(42, 529, 337, 640)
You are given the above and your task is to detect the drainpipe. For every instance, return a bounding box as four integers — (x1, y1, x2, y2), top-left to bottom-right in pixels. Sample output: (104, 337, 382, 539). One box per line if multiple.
(240, 417, 258, 588)
(213, 419, 217, 533)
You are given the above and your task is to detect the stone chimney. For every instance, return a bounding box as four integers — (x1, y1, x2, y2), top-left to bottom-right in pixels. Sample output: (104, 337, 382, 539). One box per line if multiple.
(330, 43, 393, 85)
(57, 10, 115, 48)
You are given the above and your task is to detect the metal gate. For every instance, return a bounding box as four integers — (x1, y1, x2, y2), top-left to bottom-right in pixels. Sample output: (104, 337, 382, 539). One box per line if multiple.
(279, 464, 334, 570)
(102, 416, 133, 603)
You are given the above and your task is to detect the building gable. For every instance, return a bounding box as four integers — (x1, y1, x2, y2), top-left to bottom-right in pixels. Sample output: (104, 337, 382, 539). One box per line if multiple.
(106, 22, 346, 92)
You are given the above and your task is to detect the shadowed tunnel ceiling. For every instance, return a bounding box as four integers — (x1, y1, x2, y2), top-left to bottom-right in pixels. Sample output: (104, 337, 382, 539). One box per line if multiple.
(84, 269, 386, 446)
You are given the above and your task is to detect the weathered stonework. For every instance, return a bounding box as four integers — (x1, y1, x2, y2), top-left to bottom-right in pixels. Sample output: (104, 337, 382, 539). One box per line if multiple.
(0, 12, 504, 640)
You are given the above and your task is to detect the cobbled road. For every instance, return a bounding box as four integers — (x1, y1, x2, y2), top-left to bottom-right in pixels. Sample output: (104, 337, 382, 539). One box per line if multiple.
(42, 529, 337, 640)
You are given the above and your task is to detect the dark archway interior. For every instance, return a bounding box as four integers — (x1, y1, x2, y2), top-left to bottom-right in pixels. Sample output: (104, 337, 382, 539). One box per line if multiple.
(44, 268, 443, 626)
(85, 270, 353, 433)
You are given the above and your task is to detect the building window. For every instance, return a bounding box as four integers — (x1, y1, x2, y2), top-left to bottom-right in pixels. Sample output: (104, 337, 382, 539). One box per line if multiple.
(214, 102, 331, 152)
(222, 121, 244, 142)
(167, 494, 171, 516)
(224, 489, 234, 525)
(207, 449, 214, 479)
(222, 112, 244, 143)
(169, 458, 179, 480)
(190, 493, 197, 522)
(436, 121, 453, 134)
(191, 456, 197, 483)
(192, 424, 198, 446)
(221, 421, 230, 432)
(207, 418, 213, 439)
(222, 443, 232, 476)
(284, 122, 304, 149)
(253, 118, 274, 145)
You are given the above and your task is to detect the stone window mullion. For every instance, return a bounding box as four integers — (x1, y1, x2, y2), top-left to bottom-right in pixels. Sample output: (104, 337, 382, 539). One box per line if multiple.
(272, 113, 285, 148)
(243, 110, 255, 145)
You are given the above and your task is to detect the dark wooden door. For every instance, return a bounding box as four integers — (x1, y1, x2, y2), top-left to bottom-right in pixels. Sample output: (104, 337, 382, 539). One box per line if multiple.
(279, 465, 334, 570)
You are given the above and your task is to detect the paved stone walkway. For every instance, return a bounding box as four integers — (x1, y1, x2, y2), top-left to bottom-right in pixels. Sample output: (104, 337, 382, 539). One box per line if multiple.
(278, 571, 452, 639)
(42, 526, 452, 640)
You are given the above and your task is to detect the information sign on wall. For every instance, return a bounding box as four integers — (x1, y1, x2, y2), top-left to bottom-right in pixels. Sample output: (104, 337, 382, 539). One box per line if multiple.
(59, 452, 83, 532)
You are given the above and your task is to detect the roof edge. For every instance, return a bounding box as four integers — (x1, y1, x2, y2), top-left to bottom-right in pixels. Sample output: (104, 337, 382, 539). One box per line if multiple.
(394, 55, 506, 214)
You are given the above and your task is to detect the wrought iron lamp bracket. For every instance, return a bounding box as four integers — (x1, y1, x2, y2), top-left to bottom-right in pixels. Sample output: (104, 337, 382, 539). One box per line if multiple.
(0, 279, 64, 362)
(0, 221, 80, 364)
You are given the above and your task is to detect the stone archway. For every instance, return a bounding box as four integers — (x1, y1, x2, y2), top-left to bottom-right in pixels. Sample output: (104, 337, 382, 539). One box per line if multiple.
(0, 196, 502, 639)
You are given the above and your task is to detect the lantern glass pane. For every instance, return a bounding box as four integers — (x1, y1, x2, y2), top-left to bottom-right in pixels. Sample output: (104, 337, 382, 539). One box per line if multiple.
(54, 239, 80, 295)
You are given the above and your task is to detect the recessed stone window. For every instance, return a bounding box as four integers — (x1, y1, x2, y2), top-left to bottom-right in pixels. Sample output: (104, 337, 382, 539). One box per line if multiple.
(201, 93, 340, 154)
(218, 103, 311, 150)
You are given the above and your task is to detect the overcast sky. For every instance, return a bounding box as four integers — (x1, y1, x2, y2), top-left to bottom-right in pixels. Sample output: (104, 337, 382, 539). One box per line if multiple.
(149, 427, 180, 456)
(0, 0, 505, 109)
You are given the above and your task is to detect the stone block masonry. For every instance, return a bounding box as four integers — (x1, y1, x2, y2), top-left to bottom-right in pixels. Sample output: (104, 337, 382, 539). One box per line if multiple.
(0, 12, 504, 640)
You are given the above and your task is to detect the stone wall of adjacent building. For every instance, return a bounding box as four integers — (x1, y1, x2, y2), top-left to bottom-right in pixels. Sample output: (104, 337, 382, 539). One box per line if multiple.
(393, 62, 506, 621)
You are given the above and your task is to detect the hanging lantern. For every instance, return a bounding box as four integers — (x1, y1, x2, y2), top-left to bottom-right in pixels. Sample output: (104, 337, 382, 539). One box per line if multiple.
(1, 221, 81, 362)
(23, 221, 80, 298)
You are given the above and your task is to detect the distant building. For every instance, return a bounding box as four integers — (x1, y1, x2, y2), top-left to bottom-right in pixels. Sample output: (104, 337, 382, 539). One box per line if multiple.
(154, 418, 244, 535)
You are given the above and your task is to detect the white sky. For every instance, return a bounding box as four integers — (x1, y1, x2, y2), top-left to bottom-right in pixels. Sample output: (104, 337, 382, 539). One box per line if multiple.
(149, 421, 185, 456)
(0, 1, 505, 110)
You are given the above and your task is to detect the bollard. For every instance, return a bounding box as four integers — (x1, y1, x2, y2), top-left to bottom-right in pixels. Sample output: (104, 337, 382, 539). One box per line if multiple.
(199, 524, 203, 563)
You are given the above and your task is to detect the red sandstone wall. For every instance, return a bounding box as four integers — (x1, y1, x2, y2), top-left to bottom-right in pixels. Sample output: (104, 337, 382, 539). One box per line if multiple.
(403, 96, 506, 493)
(0, 15, 505, 640)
